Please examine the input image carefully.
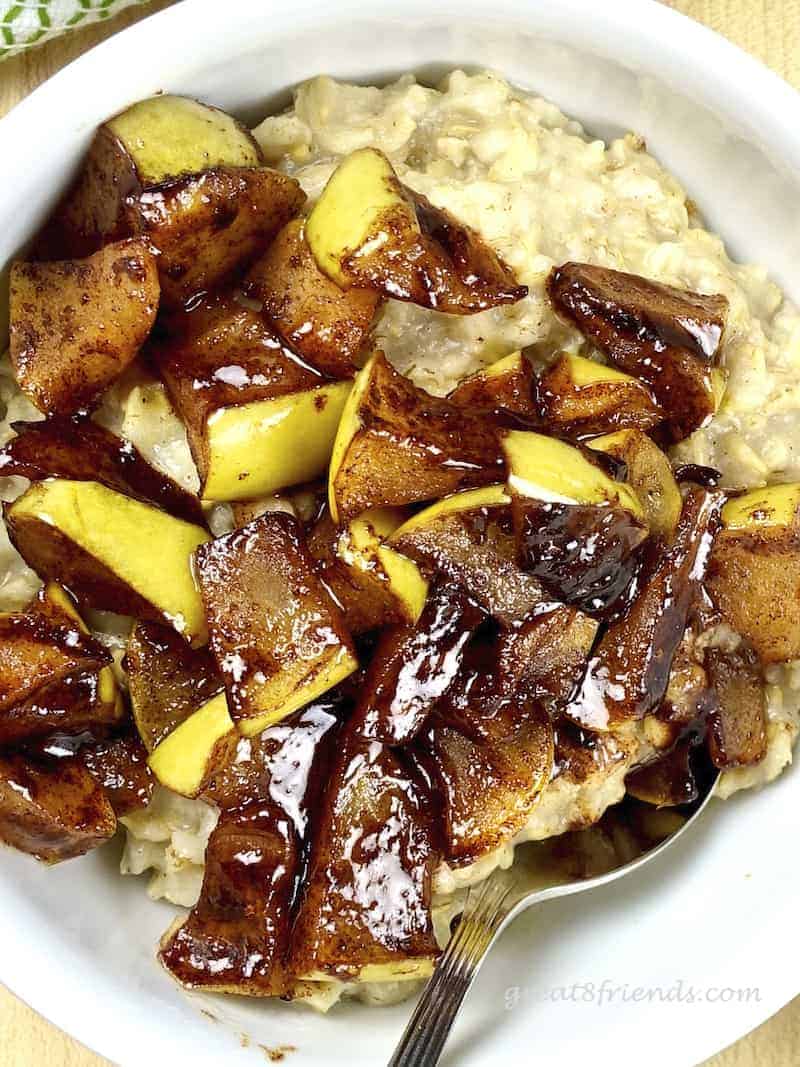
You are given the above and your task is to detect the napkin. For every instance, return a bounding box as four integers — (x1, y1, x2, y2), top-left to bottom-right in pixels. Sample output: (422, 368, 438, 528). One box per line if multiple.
(0, 0, 148, 58)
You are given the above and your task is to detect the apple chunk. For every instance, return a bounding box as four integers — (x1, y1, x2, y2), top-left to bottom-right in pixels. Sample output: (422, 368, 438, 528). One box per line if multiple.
(6, 479, 209, 645)
(161, 802, 297, 995)
(196, 513, 357, 737)
(511, 498, 647, 614)
(0, 597, 113, 745)
(127, 166, 306, 308)
(390, 485, 546, 624)
(148, 691, 237, 797)
(705, 643, 767, 768)
(245, 219, 381, 378)
(0, 754, 116, 863)
(0, 417, 205, 526)
(706, 483, 800, 663)
(566, 489, 724, 730)
(547, 263, 728, 442)
(449, 351, 537, 417)
(537, 352, 663, 436)
(424, 706, 553, 866)
(9, 238, 159, 416)
(291, 730, 438, 982)
(33, 581, 123, 717)
(588, 429, 681, 538)
(161, 702, 341, 994)
(328, 351, 504, 523)
(79, 734, 154, 817)
(305, 147, 527, 313)
(502, 429, 644, 519)
(126, 621, 223, 752)
(153, 295, 352, 501)
(351, 584, 484, 745)
(46, 94, 263, 256)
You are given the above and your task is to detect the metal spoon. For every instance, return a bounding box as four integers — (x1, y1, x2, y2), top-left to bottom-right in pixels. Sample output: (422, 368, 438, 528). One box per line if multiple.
(388, 776, 719, 1067)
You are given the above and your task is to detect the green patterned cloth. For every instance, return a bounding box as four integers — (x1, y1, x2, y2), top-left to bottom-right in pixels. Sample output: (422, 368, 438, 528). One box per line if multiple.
(0, 0, 148, 58)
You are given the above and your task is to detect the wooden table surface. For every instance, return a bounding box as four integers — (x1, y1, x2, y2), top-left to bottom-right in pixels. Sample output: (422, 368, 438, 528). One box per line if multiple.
(1, 0, 799, 1063)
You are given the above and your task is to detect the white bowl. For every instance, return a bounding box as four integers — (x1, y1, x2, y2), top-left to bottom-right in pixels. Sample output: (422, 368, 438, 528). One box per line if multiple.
(1, 2, 799, 1064)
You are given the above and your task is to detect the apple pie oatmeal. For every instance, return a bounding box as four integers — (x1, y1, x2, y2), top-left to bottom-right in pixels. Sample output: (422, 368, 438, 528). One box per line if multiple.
(0, 69, 799, 1012)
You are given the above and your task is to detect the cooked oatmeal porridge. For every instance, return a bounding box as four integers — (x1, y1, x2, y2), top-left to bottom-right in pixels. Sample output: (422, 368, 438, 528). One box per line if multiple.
(2, 69, 799, 1011)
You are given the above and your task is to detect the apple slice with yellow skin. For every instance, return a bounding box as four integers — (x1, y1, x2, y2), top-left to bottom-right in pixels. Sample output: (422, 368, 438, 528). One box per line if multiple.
(6, 479, 209, 645)
(336, 508, 428, 625)
(148, 691, 236, 797)
(306, 148, 419, 288)
(154, 295, 352, 502)
(36, 582, 122, 719)
(126, 621, 223, 753)
(390, 485, 549, 624)
(45, 94, 263, 258)
(449, 351, 537, 416)
(196, 513, 358, 737)
(537, 352, 663, 436)
(306, 148, 526, 313)
(501, 429, 644, 520)
(707, 482, 800, 664)
(720, 483, 800, 531)
(328, 351, 504, 523)
(203, 380, 351, 502)
(588, 429, 680, 537)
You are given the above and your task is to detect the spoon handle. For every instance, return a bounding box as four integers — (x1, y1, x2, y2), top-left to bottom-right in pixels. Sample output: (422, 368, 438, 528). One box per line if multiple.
(387, 873, 515, 1067)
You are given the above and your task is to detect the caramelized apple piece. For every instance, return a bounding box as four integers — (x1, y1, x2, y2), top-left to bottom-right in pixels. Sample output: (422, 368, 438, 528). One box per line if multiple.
(162, 697, 342, 994)
(329, 352, 504, 522)
(352, 584, 483, 745)
(0, 754, 116, 863)
(306, 148, 527, 313)
(307, 508, 427, 635)
(566, 489, 724, 730)
(0, 417, 205, 526)
(6, 479, 209, 645)
(79, 733, 154, 816)
(196, 513, 357, 736)
(147, 691, 237, 798)
(625, 737, 700, 807)
(153, 294, 351, 500)
(200, 697, 342, 822)
(245, 219, 381, 377)
(9, 239, 159, 416)
(390, 487, 546, 624)
(449, 352, 537, 417)
(125, 622, 223, 752)
(128, 166, 304, 308)
(502, 429, 644, 519)
(436, 609, 594, 743)
(537, 352, 663, 437)
(161, 802, 296, 995)
(495, 607, 599, 714)
(705, 644, 767, 768)
(292, 731, 438, 981)
(0, 611, 109, 720)
(548, 263, 728, 442)
(425, 707, 553, 865)
(588, 429, 682, 539)
(706, 485, 800, 663)
(512, 499, 647, 614)
(30, 582, 123, 721)
(42, 94, 264, 256)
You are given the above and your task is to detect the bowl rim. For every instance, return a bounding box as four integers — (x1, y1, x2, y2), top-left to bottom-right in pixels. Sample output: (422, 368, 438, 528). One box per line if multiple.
(1, 1, 800, 1064)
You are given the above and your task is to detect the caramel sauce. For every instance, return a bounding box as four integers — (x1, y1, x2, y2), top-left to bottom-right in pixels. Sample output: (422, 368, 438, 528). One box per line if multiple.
(513, 499, 647, 615)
